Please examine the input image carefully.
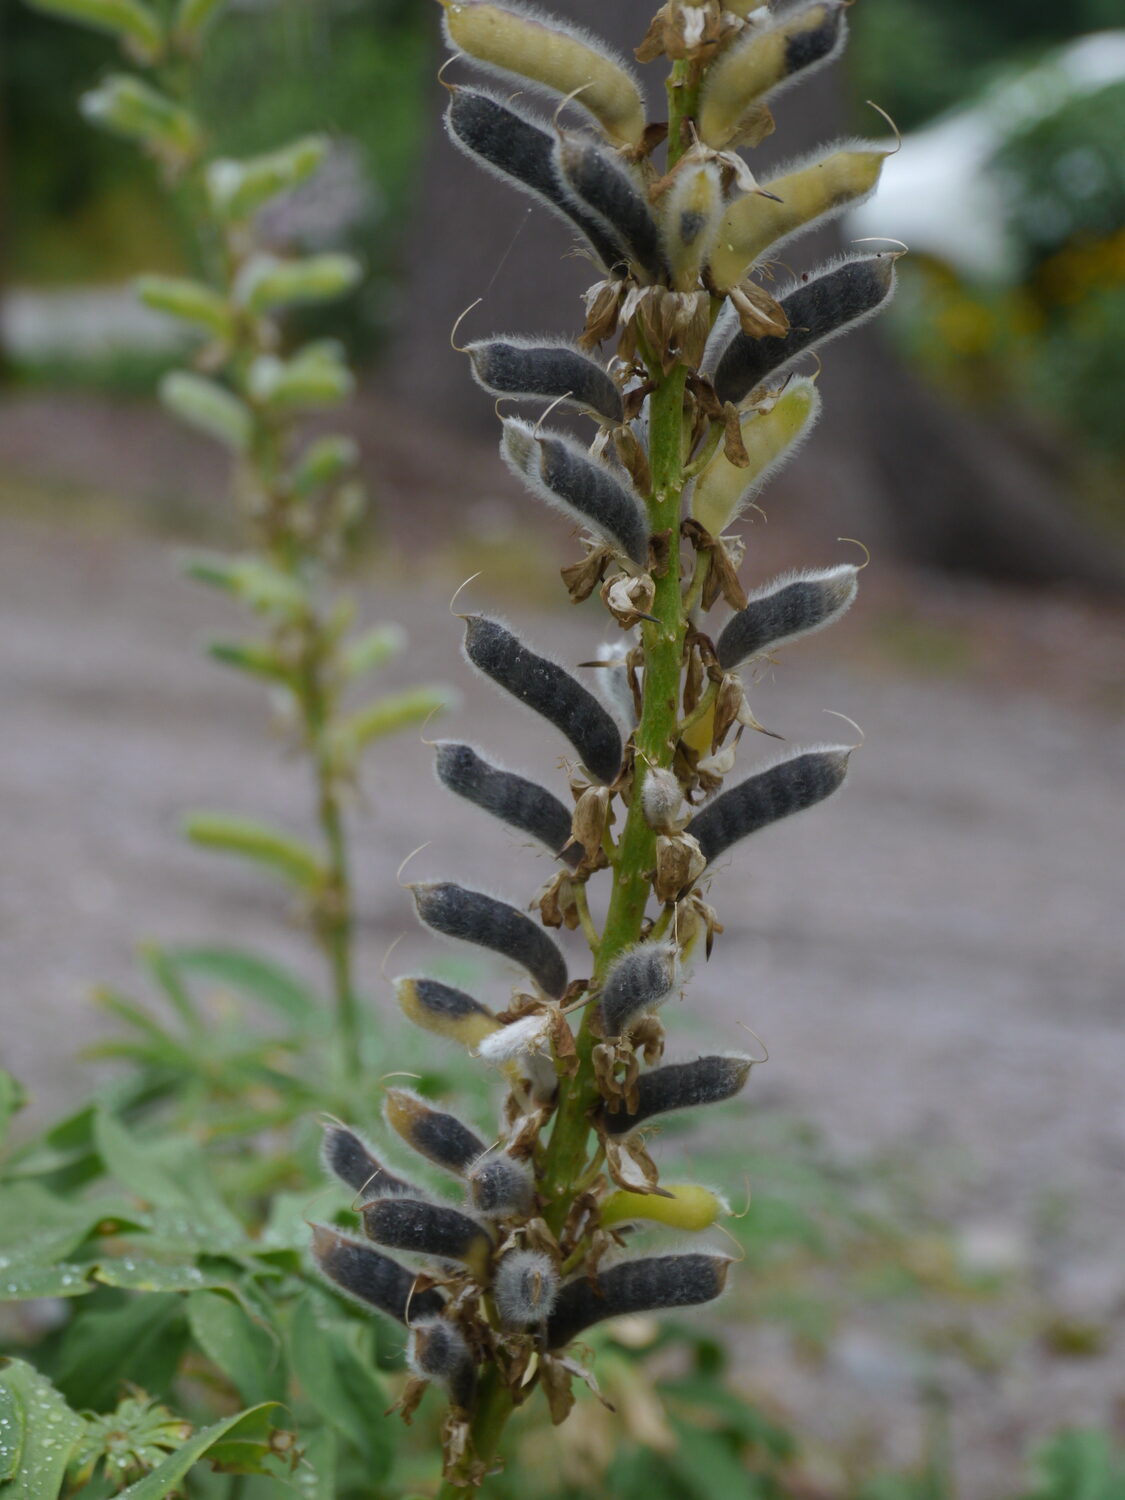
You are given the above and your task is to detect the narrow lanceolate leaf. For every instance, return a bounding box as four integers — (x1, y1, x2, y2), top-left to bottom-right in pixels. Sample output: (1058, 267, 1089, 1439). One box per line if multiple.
(395, 976, 501, 1049)
(207, 639, 292, 685)
(501, 420, 648, 564)
(27, 0, 163, 56)
(463, 615, 622, 785)
(159, 372, 251, 452)
(698, 2, 847, 148)
(441, 0, 646, 148)
(716, 565, 858, 669)
(555, 136, 667, 283)
(182, 813, 324, 890)
(137, 276, 231, 337)
(690, 378, 820, 535)
(320, 1122, 416, 1200)
(547, 1255, 730, 1349)
(407, 1318, 477, 1411)
(110, 1405, 282, 1496)
(206, 135, 329, 221)
(467, 338, 623, 423)
(236, 253, 362, 314)
(291, 435, 359, 497)
(712, 255, 897, 407)
(411, 880, 569, 999)
(434, 742, 580, 865)
(602, 1054, 754, 1136)
(444, 88, 629, 274)
(338, 622, 404, 677)
(183, 553, 308, 615)
(597, 941, 678, 1038)
(383, 1088, 487, 1176)
(335, 686, 457, 756)
(0, 1359, 85, 1499)
(80, 76, 199, 158)
(311, 1225, 444, 1323)
(361, 1197, 492, 1278)
(686, 746, 851, 864)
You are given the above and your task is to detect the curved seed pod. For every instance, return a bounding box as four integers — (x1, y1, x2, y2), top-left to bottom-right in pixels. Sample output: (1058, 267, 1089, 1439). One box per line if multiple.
(690, 378, 820, 535)
(716, 564, 858, 669)
(362, 1197, 493, 1278)
(435, 742, 580, 867)
(444, 88, 628, 273)
(687, 745, 851, 864)
(396, 975, 501, 1050)
(501, 420, 648, 564)
(602, 1054, 753, 1136)
(384, 1087, 487, 1176)
(310, 1224, 445, 1323)
(411, 878, 570, 999)
(555, 136, 668, 283)
(713, 255, 897, 407)
(710, 142, 888, 290)
(598, 941, 678, 1037)
(547, 1253, 730, 1349)
(660, 161, 725, 292)
(441, 1, 646, 148)
(463, 615, 623, 786)
(468, 1155, 536, 1217)
(600, 1183, 727, 1232)
(467, 338, 623, 422)
(494, 1249, 560, 1325)
(407, 1317, 477, 1411)
(320, 1122, 416, 1200)
(698, 2, 847, 149)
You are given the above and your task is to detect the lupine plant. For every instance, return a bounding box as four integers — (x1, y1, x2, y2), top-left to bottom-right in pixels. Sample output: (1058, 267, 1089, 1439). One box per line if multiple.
(311, 0, 898, 1490)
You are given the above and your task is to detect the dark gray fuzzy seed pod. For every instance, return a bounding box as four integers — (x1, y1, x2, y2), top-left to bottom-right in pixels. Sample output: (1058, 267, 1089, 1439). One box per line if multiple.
(715, 565, 858, 670)
(468, 1156, 536, 1218)
(686, 747, 850, 864)
(383, 1088, 487, 1176)
(434, 742, 580, 867)
(361, 1197, 492, 1274)
(786, 2, 844, 76)
(713, 256, 896, 406)
(468, 339, 623, 423)
(502, 420, 648, 564)
(407, 1317, 477, 1411)
(598, 941, 678, 1038)
(320, 1123, 415, 1200)
(444, 89, 628, 273)
(547, 1253, 730, 1349)
(602, 1053, 753, 1136)
(311, 1224, 445, 1324)
(412, 879, 569, 999)
(494, 1249, 560, 1326)
(556, 136, 668, 282)
(463, 615, 622, 786)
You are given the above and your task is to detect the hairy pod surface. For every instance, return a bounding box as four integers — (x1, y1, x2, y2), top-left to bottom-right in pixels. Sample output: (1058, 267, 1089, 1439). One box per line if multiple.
(602, 1054, 754, 1135)
(467, 1155, 536, 1217)
(467, 338, 623, 421)
(690, 378, 821, 535)
(547, 1254, 730, 1348)
(442, 1, 646, 148)
(687, 747, 851, 864)
(361, 1196, 493, 1276)
(716, 564, 858, 669)
(501, 420, 649, 564)
(600, 1183, 726, 1232)
(407, 1317, 478, 1411)
(320, 1123, 416, 1200)
(661, 161, 725, 292)
(598, 941, 678, 1037)
(411, 879, 570, 999)
(311, 1224, 445, 1323)
(556, 136, 668, 283)
(384, 1087, 487, 1175)
(435, 742, 580, 866)
(713, 255, 897, 407)
(396, 975, 501, 1049)
(494, 1249, 560, 1325)
(463, 615, 623, 786)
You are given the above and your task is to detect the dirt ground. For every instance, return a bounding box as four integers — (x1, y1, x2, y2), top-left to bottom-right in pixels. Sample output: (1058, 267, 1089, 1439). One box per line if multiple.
(2, 391, 1125, 1493)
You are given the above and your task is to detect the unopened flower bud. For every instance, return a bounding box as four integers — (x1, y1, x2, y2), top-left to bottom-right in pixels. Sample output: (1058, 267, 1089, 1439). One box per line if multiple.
(716, 565, 858, 669)
(310, 1224, 444, 1323)
(362, 1197, 493, 1279)
(407, 1316, 477, 1411)
(547, 1253, 730, 1348)
(411, 880, 569, 1000)
(603, 1053, 754, 1136)
(598, 941, 678, 1038)
(687, 745, 851, 864)
(493, 1249, 560, 1326)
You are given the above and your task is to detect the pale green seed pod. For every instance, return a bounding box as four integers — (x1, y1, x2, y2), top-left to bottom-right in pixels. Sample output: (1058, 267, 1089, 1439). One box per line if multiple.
(441, 0, 646, 148)
(709, 142, 888, 290)
(206, 135, 329, 221)
(136, 276, 231, 339)
(660, 161, 725, 292)
(599, 1183, 727, 1232)
(690, 378, 820, 536)
(28, 0, 164, 58)
(396, 976, 501, 1051)
(383, 1087, 487, 1176)
(81, 76, 200, 159)
(159, 372, 251, 453)
(698, 3, 846, 149)
(235, 253, 363, 315)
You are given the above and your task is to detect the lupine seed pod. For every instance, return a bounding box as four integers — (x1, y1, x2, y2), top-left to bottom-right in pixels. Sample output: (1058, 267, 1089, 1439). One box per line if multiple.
(687, 745, 851, 864)
(598, 941, 678, 1037)
(709, 142, 889, 290)
(310, 1224, 445, 1323)
(713, 255, 897, 407)
(660, 161, 725, 292)
(698, 2, 846, 149)
(467, 338, 623, 423)
(716, 565, 858, 670)
(407, 1317, 477, 1411)
(320, 1122, 416, 1200)
(501, 419, 648, 564)
(463, 615, 623, 786)
(383, 1087, 487, 1176)
(599, 1183, 727, 1232)
(493, 1249, 560, 1326)
(434, 742, 580, 867)
(547, 1253, 730, 1349)
(444, 88, 628, 273)
(690, 378, 820, 535)
(555, 137, 668, 283)
(361, 1197, 493, 1278)
(411, 878, 570, 999)
(396, 975, 501, 1050)
(467, 1155, 536, 1217)
(602, 1054, 753, 1136)
(441, 1, 646, 148)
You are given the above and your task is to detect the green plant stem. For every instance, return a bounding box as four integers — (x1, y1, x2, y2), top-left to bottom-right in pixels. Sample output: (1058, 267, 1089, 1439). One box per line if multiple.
(435, 1369, 514, 1499)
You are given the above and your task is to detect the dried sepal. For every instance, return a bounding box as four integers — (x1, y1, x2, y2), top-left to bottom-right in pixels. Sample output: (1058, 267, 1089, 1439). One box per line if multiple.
(383, 1087, 487, 1176)
(411, 879, 569, 999)
(600, 571, 656, 628)
(687, 744, 851, 863)
(602, 1053, 754, 1136)
(361, 1196, 494, 1278)
(407, 1317, 478, 1411)
(320, 1121, 416, 1200)
(727, 279, 790, 338)
(434, 741, 580, 866)
(598, 941, 678, 1038)
(716, 564, 858, 669)
(652, 830, 706, 904)
(310, 1223, 445, 1323)
(546, 1253, 731, 1349)
(396, 975, 502, 1050)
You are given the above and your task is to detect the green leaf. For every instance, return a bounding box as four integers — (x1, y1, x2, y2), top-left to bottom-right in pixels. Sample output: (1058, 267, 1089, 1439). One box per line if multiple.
(54, 1293, 188, 1410)
(92, 1259, 214, 1294)
(182, 553, 308, 616)
(0, 1183, 145, 1262)
(0, 1262, 93, 1299)
(291, 436, 359, 499)
(207, 639, 293, 686)
(182, 814, 324, 890)
(93, 1111, 192, 1214)
(136, 276, 231, 338)
(287, 1292, 391, 1471)
(0, 1359, 87, 1498)
(333, 686, 458, 758)
(159, 372, 251, 452)
(80, 77, 199, 160)
(114, 1404, 281, 1495)
(289, 1424, 336, 1500)
(162, 945, 321, 1028)
(138, 945, 203, 1035)
(24, 0, 163, 58)
(206, 137, 329, 221)
(186, 1291, 283, 1405)
(238, 253, 362, 315)
(0, 1072, 27, 1148)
